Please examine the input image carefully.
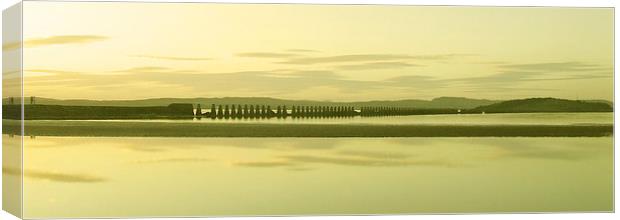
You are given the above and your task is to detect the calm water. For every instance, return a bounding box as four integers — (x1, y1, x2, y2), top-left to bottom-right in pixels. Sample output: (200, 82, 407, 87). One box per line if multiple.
(72, 112, 613, 125)
(5, 135, 612, 218)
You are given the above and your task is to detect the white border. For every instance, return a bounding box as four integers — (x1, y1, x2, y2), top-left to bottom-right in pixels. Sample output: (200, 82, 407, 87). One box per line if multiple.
(4, 0, 619, 7)
(1, 0, 617, 220)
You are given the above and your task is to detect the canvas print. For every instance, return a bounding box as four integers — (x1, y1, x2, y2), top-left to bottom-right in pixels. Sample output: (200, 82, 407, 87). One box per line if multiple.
(2, 1, 614, 218)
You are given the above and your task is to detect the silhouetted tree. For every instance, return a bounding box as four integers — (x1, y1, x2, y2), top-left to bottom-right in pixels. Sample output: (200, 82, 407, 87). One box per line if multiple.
(195, 104, 202, 117)
(231, 105, 236, 117)
(217, 105, 223, 118)
(210, 104, 216, 118)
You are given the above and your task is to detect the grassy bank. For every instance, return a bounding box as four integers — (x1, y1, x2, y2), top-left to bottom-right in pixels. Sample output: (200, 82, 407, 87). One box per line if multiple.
(2, 120, 612, 137)
(2, 104, 194, 120)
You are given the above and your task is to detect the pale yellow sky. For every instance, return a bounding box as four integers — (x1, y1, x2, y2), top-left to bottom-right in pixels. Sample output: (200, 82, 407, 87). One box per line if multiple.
(15, 1, 614, 101)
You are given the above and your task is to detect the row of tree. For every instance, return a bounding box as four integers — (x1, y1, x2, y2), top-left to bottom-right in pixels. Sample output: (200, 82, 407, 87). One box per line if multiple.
(360, 106, 460, 116)
(291, 106, 356, 117)
(197, 104, 358, 118)
(195, 104, 461, 118)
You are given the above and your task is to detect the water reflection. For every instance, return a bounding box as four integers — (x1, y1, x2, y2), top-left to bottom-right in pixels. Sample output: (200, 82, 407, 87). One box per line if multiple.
(75, 112, 613, 126)
(337, 150, 413, 159)
(19, 135, 612, 217)
(234, 161, 296, 168)
(278, 155, 454, 167)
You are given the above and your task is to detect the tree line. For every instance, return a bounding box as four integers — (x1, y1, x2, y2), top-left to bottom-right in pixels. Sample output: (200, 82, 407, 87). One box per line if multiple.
(197, 104, 460, 119)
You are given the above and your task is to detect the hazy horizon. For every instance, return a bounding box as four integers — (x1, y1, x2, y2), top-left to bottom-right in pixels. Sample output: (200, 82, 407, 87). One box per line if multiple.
(3, 95, 613, 103)
(6, 2, 614, 101)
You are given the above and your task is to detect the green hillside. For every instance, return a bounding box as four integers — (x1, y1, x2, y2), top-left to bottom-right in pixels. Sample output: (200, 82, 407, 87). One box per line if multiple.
(2, 104, 194, 120)
(471, 98, 613, 113)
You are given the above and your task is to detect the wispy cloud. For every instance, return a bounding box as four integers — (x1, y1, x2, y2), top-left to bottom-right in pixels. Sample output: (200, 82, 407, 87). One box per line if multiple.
(132, 157, 210, 164)
(26, 69, 82, 75)
(131, 55, 212, 61)
(279, 53, 473, 65)
(25, 35, 108, 48)
(442, 61, 612, 94)
(498, 61, 607, 72)
(455, 61, 612, 85)
(234, 161, 296, 167)
(26, 66, 200, 76)
(4, 35, 108, 50)
(20, 66, 442, 100)
(285, 49, 320, 53)
(25, 69, 86, 77)
(22, 60, 609, 101)
(280, 54, 414, 65)
(336, 61, 419, 70)
(383, 75, 446, 89)
(237, 52, 301, 58)
(116, 66, 170, 73)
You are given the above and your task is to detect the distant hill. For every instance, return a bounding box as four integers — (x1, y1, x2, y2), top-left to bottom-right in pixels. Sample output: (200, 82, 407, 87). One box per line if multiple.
(426, 97, 499, 109)
(345, 97, 498, 109)
(584, 99, 614, 107)
(3, 96, 499, 109)
(472, 98, 613, 113)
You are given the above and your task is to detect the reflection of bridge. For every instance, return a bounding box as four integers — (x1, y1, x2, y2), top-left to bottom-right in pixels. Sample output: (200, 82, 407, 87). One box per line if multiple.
(196, 104, 460, 119)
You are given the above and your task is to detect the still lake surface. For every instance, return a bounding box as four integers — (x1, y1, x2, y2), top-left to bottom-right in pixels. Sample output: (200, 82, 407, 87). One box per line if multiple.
(3, 113, 614, 217)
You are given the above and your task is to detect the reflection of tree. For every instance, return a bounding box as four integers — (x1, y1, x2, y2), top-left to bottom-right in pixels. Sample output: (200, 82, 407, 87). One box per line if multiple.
(260, 105, 266, 117)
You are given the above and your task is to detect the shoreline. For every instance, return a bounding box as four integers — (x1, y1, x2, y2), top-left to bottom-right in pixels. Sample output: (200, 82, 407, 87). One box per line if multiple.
(2, 120, 613, 137)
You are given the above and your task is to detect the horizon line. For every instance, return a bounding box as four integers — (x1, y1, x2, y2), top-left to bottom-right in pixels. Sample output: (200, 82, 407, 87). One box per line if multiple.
(1, 96, 613, 103)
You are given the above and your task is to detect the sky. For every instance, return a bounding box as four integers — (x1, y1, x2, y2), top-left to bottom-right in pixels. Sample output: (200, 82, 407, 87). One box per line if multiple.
(10, 1, 614, 101)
